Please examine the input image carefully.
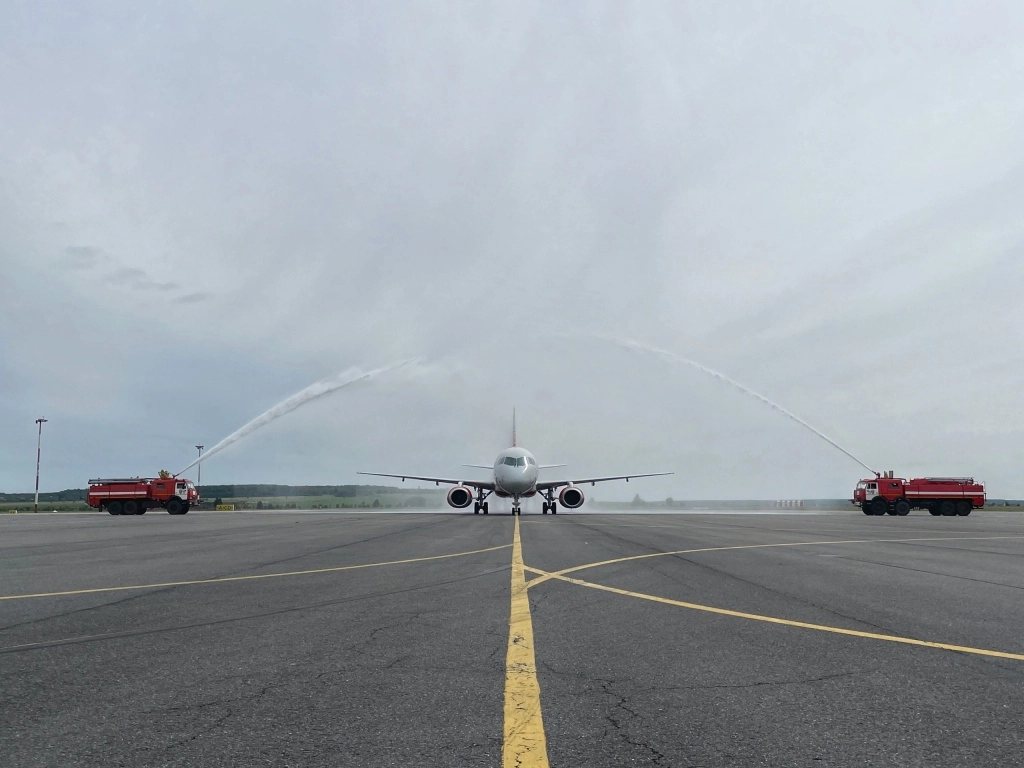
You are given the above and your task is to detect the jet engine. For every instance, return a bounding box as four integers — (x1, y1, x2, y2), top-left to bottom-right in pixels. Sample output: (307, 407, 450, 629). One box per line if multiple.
(447, 486, 474, 509)
(558, 486, 585, 509)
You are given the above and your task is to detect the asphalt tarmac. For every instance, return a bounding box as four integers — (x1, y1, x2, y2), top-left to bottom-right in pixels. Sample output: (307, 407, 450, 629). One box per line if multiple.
(2, 509, 1023, 767)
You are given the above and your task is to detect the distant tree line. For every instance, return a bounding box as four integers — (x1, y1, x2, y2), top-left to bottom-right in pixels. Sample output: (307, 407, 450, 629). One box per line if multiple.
(0, 489, 88, 503)
(0, 484, 428, 503)
(198, 484, 415, 499)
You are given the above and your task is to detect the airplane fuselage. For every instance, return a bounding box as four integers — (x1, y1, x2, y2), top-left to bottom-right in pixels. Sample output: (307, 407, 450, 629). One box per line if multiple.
(493, 447, 538, 497)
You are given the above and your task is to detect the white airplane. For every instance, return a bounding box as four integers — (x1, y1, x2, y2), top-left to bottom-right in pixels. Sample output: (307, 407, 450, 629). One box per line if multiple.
(358, 412, 671, 515)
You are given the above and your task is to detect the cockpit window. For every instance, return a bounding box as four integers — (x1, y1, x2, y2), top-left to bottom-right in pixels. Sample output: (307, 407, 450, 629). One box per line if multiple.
(526, 457, 536, 466)
(504, 457, 516, 466)
(516, 457, 526, 467)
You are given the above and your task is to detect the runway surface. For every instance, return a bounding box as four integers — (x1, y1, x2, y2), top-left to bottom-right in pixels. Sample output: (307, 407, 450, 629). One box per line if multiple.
(2, 509, 1023, 767)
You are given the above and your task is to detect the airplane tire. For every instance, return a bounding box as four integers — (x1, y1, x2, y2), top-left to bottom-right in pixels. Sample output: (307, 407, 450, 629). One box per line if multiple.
(482, 503, 488, 515)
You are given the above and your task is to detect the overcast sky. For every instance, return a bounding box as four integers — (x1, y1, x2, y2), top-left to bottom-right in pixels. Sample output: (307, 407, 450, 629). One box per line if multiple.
(3, 1, 1023, 501)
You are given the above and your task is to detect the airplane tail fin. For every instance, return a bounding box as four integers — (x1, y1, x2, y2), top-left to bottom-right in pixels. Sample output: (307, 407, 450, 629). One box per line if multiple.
(512, 407, 517, 447)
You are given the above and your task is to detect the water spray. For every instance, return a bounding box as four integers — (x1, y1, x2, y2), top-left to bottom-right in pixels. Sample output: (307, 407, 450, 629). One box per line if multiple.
(177, 358, 420, 476)
(596, 335, 877, 475)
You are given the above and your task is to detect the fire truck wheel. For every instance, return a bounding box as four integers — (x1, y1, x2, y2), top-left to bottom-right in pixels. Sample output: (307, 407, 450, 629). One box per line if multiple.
(871, 497, 888, 516)
(166, 499, 183, 515)
(107, 501, 123, 516)
(928, 507, 941, 516)
(939, 500, 956, 516)
(895, 500, 911, 516)
(956, 501, 972, 517)
(123, 500, 138, 516)
(862, 506, 872, 515)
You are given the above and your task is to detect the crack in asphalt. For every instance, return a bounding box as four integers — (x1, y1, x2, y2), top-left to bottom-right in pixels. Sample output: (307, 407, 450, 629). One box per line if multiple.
(826, 554, 1024, 590)
(594, 678, 668, 766)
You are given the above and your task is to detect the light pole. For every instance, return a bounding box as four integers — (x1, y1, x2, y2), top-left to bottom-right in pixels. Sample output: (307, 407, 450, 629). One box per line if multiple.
(34, 418, 47, 513)
(195, 445, 204, 487)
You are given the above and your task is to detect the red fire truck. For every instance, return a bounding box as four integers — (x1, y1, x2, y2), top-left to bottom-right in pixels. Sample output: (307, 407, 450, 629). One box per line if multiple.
(852, 471, 985, 517)
(87, 477, 200, 515)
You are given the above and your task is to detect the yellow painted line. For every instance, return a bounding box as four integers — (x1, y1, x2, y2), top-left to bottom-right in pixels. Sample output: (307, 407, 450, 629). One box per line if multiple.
(0, 543, 512, 601)
(530, 568, 1024, 661)
(525, 535, 1024, 589)
(503, 515, 549, 768)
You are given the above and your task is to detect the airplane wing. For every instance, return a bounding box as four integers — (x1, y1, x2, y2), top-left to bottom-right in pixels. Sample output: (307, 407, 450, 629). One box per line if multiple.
(357, 471, 494, 490)
(536, 472, 672, 491)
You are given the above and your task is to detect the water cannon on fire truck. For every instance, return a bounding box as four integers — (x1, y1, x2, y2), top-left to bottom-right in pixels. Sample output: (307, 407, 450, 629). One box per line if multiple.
(852, 471, 985, 517)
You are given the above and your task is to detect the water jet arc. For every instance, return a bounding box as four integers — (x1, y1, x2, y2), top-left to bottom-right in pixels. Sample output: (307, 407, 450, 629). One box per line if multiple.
(604, 336, 876, 475)
(177, 359, 419, 476)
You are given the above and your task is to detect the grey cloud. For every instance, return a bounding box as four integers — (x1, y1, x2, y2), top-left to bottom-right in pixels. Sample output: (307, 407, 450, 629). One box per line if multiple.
(179, 292, 212, 304)
(109, 267, 179, 292)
